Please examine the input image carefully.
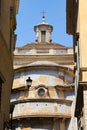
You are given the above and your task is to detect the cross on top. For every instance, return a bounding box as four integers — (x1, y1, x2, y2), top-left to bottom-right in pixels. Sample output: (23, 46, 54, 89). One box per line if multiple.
(41, 10, 47, 22)
(41, 10, 46, 18)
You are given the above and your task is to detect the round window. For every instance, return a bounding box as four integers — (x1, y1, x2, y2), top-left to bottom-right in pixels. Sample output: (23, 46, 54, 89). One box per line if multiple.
(38, 88, 45, 97)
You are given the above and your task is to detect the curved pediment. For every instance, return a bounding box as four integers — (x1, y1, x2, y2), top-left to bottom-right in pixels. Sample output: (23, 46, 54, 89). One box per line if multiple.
(27, 60, 59, 66)
(14, 61, 60, 70)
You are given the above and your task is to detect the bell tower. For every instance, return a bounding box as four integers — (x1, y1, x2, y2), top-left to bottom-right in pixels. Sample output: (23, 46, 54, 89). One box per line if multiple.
(34, 15, 53, 43)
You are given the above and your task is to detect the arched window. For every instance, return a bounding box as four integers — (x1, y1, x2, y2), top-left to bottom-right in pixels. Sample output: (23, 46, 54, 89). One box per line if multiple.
(41, 31, 46, 42)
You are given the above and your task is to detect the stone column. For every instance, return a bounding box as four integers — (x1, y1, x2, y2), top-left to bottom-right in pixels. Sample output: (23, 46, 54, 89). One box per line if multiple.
(53, 118, 57, 130)
(53, 118, 60, 130)
(60, 118, 65, 130)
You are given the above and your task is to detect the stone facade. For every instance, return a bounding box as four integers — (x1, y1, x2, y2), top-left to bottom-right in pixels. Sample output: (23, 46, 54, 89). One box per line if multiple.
(11, 17, 77, 130)
(66, 0, 87, 129)
(0, 0, 19, 129)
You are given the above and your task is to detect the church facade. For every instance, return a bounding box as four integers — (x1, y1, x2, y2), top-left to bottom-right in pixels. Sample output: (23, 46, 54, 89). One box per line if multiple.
(11, 17, 77, 130)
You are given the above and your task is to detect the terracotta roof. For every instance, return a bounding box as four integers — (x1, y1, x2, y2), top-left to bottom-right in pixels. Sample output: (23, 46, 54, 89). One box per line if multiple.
(16, 43, 71, 50)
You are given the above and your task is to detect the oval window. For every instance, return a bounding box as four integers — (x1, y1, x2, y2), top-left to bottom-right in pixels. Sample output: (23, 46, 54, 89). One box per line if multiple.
(38, 88, 45, 97)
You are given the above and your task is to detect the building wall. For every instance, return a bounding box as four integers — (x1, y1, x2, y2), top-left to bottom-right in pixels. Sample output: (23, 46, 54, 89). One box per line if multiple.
(79, 0, 87, 69)
(0, 0, 19, 129)
(66, 0, 87, 129)
(75, 1, 87, 129)
(13, 69, 73, 88)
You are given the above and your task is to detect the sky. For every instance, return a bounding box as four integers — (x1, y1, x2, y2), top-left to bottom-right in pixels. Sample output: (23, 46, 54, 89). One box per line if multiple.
(15, 0, 73, 47)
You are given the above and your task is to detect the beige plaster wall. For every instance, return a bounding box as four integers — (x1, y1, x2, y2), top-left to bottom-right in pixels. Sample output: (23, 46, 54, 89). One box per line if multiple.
(79, 0, 87, 68)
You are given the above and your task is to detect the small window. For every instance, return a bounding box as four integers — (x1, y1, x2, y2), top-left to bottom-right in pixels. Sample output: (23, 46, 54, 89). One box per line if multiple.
(41, 31, 46, 42)
(38, 88, 45, 97)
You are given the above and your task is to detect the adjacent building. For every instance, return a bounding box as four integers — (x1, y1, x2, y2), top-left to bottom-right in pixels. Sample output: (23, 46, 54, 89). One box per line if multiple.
(66, 0, 87, 129)
(0, 0, 19, 129)
(11, 16, 77, 130)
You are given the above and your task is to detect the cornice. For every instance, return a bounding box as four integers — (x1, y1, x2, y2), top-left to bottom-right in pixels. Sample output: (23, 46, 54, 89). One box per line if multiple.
(14, 55, 74, 65)
(14, 54, 73, 59)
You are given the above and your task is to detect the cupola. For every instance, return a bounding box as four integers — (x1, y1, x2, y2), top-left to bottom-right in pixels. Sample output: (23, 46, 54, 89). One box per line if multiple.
(34, 15, 53, 43)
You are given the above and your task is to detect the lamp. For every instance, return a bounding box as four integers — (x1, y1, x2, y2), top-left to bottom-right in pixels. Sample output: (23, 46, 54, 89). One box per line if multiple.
(26, 77, 32, 90)
(10, 104, 15, 114)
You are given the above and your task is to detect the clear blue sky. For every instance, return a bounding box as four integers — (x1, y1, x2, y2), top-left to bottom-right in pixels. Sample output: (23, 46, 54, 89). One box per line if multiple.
(15, 0, 73, 47)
